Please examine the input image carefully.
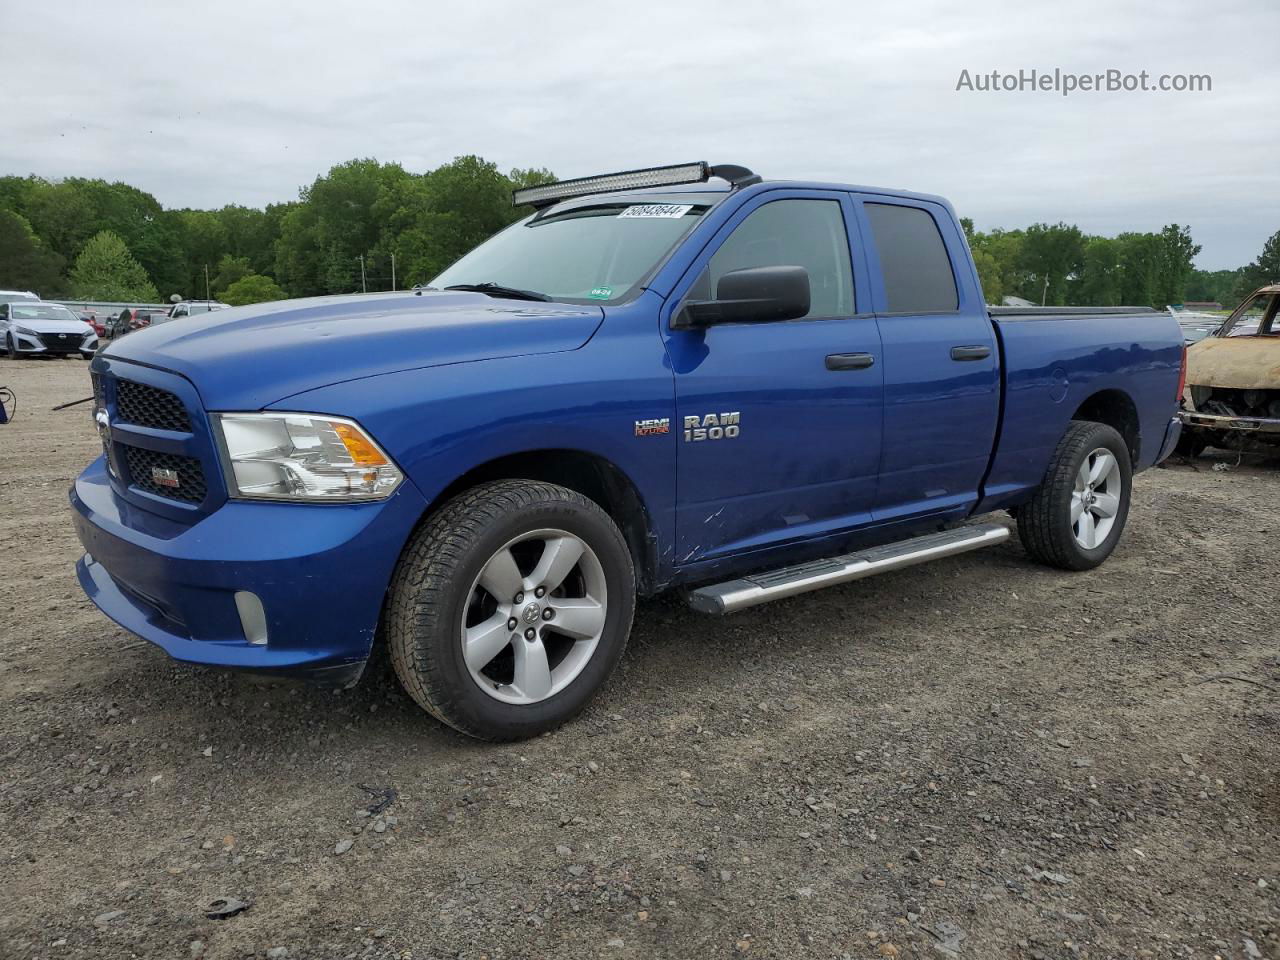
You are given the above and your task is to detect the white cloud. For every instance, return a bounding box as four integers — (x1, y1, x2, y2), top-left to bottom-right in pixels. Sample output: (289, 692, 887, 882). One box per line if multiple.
(1, 0, 1276, 268)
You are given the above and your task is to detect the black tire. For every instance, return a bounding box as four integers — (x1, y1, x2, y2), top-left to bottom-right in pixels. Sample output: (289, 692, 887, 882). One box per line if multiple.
(386, 479, 635, 741)
(1017, 420, 1133, 571)
(4, 336, 16, 360)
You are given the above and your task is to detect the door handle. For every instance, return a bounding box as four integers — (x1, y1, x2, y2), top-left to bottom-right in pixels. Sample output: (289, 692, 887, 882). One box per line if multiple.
(825, 352, 875, 371)
(950, 345, 991, 361)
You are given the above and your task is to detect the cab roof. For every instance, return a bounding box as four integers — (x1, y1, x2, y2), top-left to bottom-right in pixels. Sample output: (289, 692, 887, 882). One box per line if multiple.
(538, 178, 953, 218)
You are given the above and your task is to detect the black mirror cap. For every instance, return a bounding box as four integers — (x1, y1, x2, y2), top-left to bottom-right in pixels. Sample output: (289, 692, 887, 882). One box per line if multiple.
(677, 265, 810, 327)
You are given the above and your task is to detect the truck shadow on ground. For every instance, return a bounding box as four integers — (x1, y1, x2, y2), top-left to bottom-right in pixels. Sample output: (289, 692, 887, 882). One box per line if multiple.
(96, 535, 1038, 758)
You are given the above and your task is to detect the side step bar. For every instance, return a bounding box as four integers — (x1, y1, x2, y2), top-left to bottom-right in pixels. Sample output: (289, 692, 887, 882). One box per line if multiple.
(686, 522, 1010, 615)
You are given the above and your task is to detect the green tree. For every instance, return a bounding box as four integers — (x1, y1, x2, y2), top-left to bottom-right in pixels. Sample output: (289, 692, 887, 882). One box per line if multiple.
(509, 166, 558, 192)
(984, 229, 1028, 301)
(1019, 222, 1084, 306)
(1184, 268, 1244, 305)
(958, 218, 1002, 301)
(275, 158, 412, 296)
(1075, 236, 1123, 306)
(222, 273, 286, 306)
(211, 254, 252, 295)
(970, 246, 1002, 304)
(69, 230, 159, 302)
(1152, 224, 1201, 309)
(0, 209, 66, 295)
(23, 178, 184, 293)
(1232, 229, 1280, 301)
(1114, 232, 1161, 307)
(24, 179, 96, 264)
(385, 156, 550, 287)
(174, 208, 230, 299)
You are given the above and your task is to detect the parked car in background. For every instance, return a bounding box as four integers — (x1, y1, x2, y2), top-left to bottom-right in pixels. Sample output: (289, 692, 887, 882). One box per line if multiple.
(0, 289, 39, 305)
(1177, 284, 1280, 456)
(1, 300, 98, 358)
(105, 307, 169, 340)
(81, 313, 107, 338)
(73, 162, 1186, 742)
(168, 300, 230, 320)
(1168, 307, 1222, 345)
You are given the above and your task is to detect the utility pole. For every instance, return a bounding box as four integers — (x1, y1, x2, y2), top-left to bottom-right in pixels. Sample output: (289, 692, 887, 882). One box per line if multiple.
(1041, 275, 1050, 306)
(358, 255, 367, 294)
(204, 264, 211, 301)
(390, 253, 396, 291)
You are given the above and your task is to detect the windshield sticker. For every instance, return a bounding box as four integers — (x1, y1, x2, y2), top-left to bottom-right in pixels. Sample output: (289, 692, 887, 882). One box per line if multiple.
(588, 286, 613, 300)
(618, 204, 693, 219)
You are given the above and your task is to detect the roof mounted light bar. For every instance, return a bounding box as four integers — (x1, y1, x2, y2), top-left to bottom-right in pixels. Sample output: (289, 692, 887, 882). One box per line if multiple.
(512, 162, 760, 208)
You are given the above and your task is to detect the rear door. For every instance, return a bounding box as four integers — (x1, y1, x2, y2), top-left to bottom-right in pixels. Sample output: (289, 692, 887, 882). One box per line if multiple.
(854, 196, 1000, 521)
(664, 190, 884, 563)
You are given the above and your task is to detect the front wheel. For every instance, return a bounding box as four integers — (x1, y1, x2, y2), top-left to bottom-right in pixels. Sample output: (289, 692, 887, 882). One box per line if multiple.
(5, 336, 17, 360)
(386, 479, 635, 741)
(1017, 420, 1133, 571)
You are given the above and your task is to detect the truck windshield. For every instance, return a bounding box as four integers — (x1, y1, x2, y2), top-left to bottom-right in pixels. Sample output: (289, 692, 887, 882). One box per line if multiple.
(430, 198, 715, 303)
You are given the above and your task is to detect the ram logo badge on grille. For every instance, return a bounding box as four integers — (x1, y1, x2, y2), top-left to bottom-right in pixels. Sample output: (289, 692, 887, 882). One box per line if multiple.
(151, 466, 181, 489)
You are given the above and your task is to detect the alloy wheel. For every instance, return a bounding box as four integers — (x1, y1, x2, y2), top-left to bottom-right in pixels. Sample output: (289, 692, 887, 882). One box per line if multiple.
(461, 528, 607, 705)
(1070, 447, 1122, 549)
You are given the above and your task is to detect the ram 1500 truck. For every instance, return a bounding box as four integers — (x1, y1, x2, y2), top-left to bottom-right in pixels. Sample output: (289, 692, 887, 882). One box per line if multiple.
(71, 162, 1186, 740)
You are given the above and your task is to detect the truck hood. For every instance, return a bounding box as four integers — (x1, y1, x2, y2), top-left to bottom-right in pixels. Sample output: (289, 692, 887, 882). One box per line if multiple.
(1186, 335, 1280, 391)
(102, 291, 605, 410)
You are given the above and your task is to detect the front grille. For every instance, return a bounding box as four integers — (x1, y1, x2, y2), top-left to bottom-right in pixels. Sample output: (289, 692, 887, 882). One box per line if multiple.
(91, 372, 104, 407)
(116, 380, 191, 432)
(39, 331, 84, 353)
(123, 446, 207, 504)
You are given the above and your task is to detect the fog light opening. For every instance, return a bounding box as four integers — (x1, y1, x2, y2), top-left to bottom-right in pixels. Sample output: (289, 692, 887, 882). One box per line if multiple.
(235, 591, 269, 646)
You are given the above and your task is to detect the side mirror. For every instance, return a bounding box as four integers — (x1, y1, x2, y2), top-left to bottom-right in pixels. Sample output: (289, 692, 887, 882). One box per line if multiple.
(675, 265, 810, 327)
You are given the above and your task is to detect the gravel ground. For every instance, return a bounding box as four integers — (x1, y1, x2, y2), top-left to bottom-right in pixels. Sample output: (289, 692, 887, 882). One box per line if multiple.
(1, 357, 1277, 960)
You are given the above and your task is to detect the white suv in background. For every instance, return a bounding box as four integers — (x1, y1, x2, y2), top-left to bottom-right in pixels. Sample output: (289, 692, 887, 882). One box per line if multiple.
(167, 300, 230, 320)
(0, 289, 39, 305)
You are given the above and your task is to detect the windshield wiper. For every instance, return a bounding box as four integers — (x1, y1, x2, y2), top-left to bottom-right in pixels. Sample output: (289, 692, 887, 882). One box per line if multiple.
(443, 282, 551, 302)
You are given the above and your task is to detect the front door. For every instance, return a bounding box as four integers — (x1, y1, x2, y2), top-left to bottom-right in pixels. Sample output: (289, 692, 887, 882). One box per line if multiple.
(664, 191, 884, 564)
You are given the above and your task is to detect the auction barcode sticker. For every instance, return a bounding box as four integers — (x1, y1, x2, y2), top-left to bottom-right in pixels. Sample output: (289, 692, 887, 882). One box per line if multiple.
(618, 204, 693, 219)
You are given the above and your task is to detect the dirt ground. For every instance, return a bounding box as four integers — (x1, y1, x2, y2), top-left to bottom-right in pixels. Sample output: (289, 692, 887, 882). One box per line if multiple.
(0, 357, 1277, 960)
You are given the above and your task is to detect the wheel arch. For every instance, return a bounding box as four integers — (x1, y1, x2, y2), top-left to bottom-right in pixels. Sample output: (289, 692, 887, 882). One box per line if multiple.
(426, 449, 659, 594)
(1070, 389, 1140, 464)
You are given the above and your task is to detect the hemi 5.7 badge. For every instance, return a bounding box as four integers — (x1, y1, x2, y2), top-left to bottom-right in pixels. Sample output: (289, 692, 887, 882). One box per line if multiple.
(634, 418, 670, 437)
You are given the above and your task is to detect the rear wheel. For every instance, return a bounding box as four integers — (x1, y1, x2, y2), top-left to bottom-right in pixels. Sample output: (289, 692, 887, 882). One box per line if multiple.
(1017, 420, 1132, 571)
(386, 479, 635, 741)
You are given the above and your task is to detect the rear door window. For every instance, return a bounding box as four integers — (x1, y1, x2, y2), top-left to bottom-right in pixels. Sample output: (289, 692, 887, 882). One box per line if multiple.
(865, 203, 958, 313)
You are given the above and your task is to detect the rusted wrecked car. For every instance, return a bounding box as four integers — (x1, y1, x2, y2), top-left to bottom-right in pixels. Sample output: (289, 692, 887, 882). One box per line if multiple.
(1177, 284, 1280, 457)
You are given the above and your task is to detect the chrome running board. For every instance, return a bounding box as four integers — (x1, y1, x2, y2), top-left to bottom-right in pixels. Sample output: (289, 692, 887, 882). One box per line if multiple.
(686, 522, 1010, 615)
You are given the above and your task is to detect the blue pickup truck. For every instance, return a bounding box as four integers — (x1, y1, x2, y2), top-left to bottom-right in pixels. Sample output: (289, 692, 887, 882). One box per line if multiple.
(72, 163, 1186, 740)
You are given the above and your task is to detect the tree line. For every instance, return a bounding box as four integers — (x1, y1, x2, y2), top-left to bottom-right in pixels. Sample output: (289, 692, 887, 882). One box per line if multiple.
(0, 156, 1277, 308)
(965, 220, 1278, 309)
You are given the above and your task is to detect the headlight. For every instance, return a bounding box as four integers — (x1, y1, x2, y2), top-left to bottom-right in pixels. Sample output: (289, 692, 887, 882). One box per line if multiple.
(214, 413, 404, 501)
(13, 325, 36, 337)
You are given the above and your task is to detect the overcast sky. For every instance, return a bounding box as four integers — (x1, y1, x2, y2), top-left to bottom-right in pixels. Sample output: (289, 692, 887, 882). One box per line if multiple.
(2, 0, 1277, 269)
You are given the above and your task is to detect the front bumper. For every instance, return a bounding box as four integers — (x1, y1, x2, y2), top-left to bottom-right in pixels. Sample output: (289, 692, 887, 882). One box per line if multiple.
(1178, 409, 1280, 436)
(9, 329, 95, 356)
(71, 457, 427, 682)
